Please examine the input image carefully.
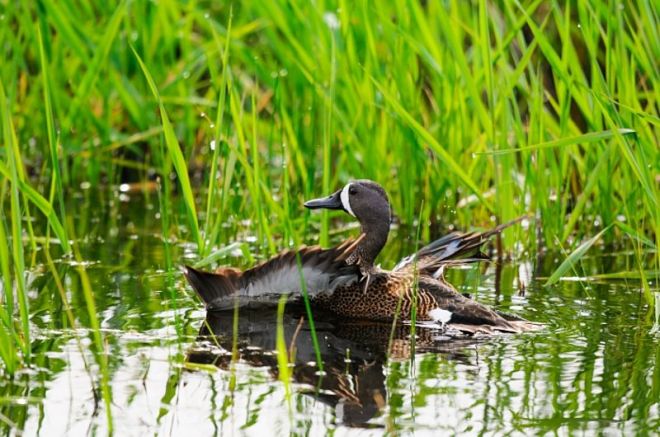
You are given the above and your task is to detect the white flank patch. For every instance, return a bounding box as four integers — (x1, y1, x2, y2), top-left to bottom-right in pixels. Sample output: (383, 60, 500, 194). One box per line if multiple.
(432, 265, 446, 279)
(340, 183, 356, 217)
(428, 308, 452, 324)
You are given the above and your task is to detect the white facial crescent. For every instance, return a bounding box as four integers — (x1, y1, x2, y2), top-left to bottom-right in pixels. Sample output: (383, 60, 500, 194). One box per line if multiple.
(340, 184, 356, 217)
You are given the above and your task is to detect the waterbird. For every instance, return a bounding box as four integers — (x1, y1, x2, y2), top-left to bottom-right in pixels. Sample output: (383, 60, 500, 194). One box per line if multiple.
(184, 180, 539, 334)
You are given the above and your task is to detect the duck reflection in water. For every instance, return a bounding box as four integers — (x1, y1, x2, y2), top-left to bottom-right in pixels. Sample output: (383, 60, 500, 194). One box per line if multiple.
(186, 306, 483, 427)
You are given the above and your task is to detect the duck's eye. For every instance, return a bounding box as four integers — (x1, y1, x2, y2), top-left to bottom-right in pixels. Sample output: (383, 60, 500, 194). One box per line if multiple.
(349, 187, 357, 195)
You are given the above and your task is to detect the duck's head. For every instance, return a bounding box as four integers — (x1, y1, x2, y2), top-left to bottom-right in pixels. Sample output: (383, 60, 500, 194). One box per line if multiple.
(304, 179, 391, 272)
(304, 179, 391, 227)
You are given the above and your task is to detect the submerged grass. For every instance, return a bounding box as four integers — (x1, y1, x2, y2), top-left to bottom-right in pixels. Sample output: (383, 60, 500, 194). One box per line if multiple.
(295, 253, 324, 373)
(67, 220, 114, 431)
(0, 0, 657, 376)
(275, 295, 293, 419)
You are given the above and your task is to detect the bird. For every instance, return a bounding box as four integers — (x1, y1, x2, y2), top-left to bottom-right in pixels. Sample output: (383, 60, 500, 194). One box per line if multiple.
(183, 179, 539, 334)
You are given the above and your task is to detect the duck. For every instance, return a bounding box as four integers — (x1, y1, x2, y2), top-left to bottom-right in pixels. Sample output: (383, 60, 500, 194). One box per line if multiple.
(183, 179, 539, 334)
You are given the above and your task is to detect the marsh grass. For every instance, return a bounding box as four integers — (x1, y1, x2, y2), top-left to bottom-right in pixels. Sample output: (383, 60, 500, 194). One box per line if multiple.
(408, 201, 425, 359)
(0, 0, 657, 381)
(67, 220, 114, 430)
(2, 1, 655, 239)
(295, 253, 324, 372)
(275, 295, 293, 419)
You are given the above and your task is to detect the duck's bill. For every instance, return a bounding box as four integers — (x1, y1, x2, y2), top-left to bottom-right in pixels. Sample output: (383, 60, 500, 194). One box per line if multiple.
(304, 189, 343, 210)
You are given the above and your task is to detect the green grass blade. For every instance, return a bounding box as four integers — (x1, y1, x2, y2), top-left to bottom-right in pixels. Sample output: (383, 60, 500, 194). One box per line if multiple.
(132, 46, 203, 252)
(193, 242, 252, 269)
(204, 10, 232, 250)
(295, 253, 324, 373)
(7, 126, 29, 362)
(371, 77, 494, 212)
(275, 295, 292, 418)
(63, 1, 126, 130)
(614, 221, 657, 249)
(36, 25, 69, 246)
(0, 82, 30, 361)
(68, 220, 114, 430)
(0, 161, 71, 253)
(39, 0, 90, 63)
(0, 208, 14, 319)
(0, 206, 17, 374)
(480, 129, 636, 156)
(545, 225, 612, 286)
(560, 271, 658, 281)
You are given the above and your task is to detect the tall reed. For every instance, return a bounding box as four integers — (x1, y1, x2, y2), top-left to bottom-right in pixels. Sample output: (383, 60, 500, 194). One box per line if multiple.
(3, 2, 655, 248)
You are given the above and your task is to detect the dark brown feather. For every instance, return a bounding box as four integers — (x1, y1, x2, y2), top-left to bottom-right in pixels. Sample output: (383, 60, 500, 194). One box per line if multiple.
(394, 216, 528, 276)
(183, 238, 361, 310)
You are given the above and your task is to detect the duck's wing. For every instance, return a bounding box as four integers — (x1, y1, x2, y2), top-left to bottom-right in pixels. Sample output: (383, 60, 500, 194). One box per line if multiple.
(183, 236, 362, 310)
(393, 217, 526, 275)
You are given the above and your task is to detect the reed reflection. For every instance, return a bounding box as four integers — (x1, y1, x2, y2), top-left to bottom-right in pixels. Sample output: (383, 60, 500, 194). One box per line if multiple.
(187, 306, 483, 427)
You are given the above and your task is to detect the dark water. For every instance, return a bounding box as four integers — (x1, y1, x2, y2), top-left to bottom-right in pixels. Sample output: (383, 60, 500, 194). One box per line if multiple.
(2, 190, 658, 436)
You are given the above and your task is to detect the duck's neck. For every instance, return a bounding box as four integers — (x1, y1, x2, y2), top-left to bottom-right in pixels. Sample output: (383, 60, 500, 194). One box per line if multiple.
(355, 220, 390, 273)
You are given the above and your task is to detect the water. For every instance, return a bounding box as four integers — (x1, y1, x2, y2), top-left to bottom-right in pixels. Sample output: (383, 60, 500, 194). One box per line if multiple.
(2, 190, 658, 436)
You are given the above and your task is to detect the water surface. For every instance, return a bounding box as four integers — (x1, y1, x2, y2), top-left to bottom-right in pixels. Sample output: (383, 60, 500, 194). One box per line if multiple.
(3, 190, 658, 436)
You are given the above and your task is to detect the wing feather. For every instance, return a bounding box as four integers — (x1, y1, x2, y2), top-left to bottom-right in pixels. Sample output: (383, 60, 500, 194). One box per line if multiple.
(394, 217, 527, 275)
(184, 238, 361, 310)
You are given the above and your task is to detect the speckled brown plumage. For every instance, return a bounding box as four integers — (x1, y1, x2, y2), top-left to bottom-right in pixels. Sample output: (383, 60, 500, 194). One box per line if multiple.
(310, 269, 529, 332)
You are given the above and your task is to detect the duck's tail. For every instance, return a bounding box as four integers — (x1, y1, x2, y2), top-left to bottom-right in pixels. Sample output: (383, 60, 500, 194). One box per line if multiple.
(494, 309, 544, 333)
(182, 265, 241, 308)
